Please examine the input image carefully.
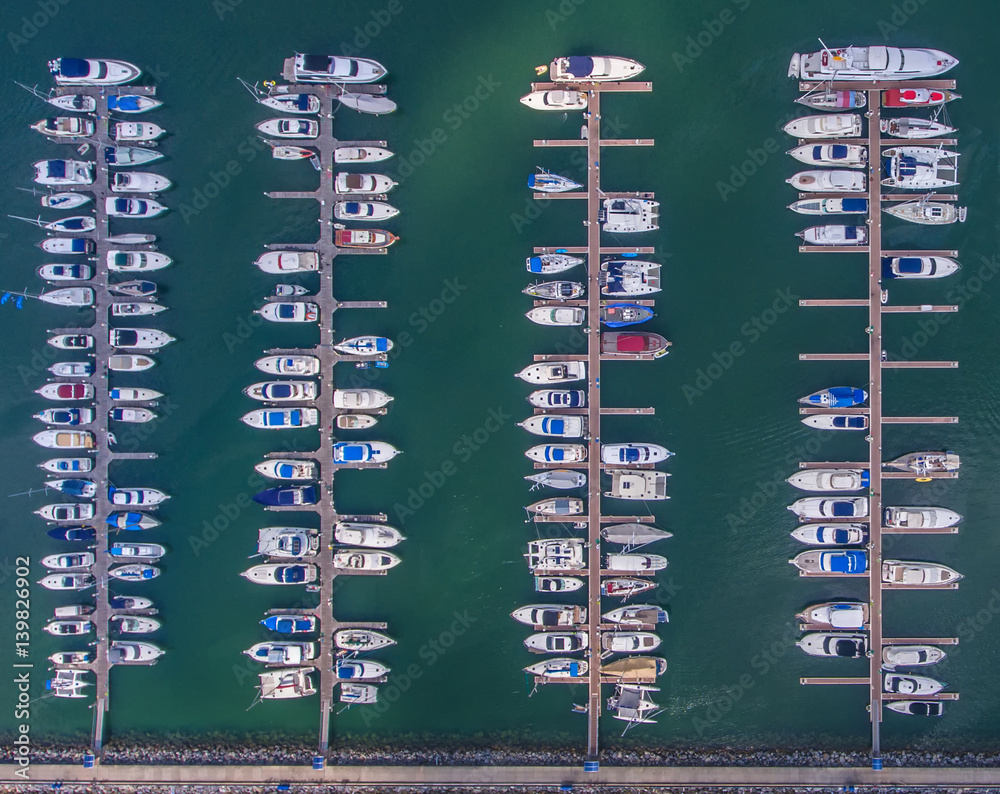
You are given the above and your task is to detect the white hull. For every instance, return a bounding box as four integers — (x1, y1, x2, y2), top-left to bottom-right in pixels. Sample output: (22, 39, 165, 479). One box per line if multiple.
(256, 118, 319, 139)
(334, 522, 405, 549)
(255, 355, 320, 376)
(782, 114, 861, 139)
(789, 46, 957, 82)
(334, 146, 394, 163)
(519, 90, 587, 110)
(516, 361, 585, 384)
(788, 497, 869, 519)
(255, 251, 319, 274)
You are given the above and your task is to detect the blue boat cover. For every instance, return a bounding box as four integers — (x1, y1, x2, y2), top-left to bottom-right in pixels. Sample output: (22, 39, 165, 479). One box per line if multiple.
(270, 384, 293, 399)
(61, 480, 90, 497)
(844, 227, 858, 240)
(295, 94, 311, 110)
(338, 662, 360, 679)
(546, 418, 566, 435)
(59, 58, 90, 77)
(549, 448, 566, 461)
(898, 257, 923, 273)
(276, 463, 294, 478)
(829, 550, 867, 574)
(70, 239, 88, 252)
(830, 145, 848, 159)
(564, 56, 594, 77)
(832, 529, 852, 544)
(278, 567, 306, 583)
(277, 304, 296, 319)
(48, 160, 67, 178)
(62, 218, 88, 230)
(108, 96, 142, 111)
(113, 199, 129, 212)
(341, 445, 365, 462)
(811, 145, 823, 158)
(569, 662, 579, 676)
(831, 501, 856, 517)
(826, 386, 860, 407)
(841, 198, 868, 212)
(528, 257, 543, 273)
(896, 155, 917, 176)
(527, 174, 537, 188)
(861, 470, 870, 488)
(621, 448, 640, 462)
(345, 202, 361, 214)
(374, 337, 388, 352)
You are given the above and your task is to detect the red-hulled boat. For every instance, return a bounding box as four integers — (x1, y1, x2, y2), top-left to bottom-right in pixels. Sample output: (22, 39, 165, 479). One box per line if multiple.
(601, 332, 671, 358)
(334, 228, 398, 249)
(882, 88, 960, 108)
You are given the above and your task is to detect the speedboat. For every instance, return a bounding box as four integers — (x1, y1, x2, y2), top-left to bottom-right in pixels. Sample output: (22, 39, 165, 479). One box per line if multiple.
(50, 58, 141, 85)
(332, 550, 401, 571)
(517, 361, 585, 384)
(255, 118, 319, 139)
(602, 198, 659, 233)
(334, 228, 398, 248)
(108, 280, 157, 297)
(606, 553, 667, 572)
(788, 198, 869, 215)
(254, 251, 319, 273)
(108, 641, 164, 664)
(511, 605, 586, 628)
(528, 169, 582, 193)
(110, 328, 175, 349)
(108, 543, 166, 559)
(275, 285, 310, 297)
(600, 523, 672, 545)
(38, 287, 95, 307)
(525, 538, 586, 571)
(607, 684, 661, 724)
(256, 302, 319, 323)
(36, 383, 94, 401)
(601, 578, 656, 598)
(782, 114, 862, 139)
(108, 564, 160, 581)
(549, 56, 645, 82)
(882, 147, 959, 189)
(795, 89, 866, 111)
(109, 487, 169, 506)
(601, 443, 673, 465)
(37, 263, 93, 281)
(883, 645, 946, 669)
(255, 460, 317, 481)
(602, 632, 661, 653)
(40, 457, 93, 474)
(335, 173, 397, 194)
(884, 201, 966, 225)
(882, 256, 961, 278)
(524, 631, 588, 654)
(336, 93, 397, 115)
(105, 147, 164, 167)
(244, 381, 318, 402)
(527, 389, 585, 408)
(333, 201, 399, 221)
(884, 673, 945, 695)
(107, 94, 162, 113)
(603, 605, 668, 625)
(601, 260, 661, 296)
(526, 497, 584, 516)
(241, 563, 318, 585)
(38, 573, 95, 590)
(796, 632, 867, 658)
(335, 659, 390, 681)
(41, 192, 92, 210)
(334, 629, 396, 652)
(604, 470, 669, 500)
(523, 281, 584, 301)
(333, 441, 400, 463)
(525, 470, 587, 490)
(525, 444, 586, 464)
(257, 527, 319, 557)
(110, 615, 161, 635)
(108, 354, 156, 372)
(334, 146, 394, 163)
(105, 197, 168, 218)
(524, 659, 587, 679)
(801, 414, 869, 430)
(883, 88, 960, 108)
(111, 303, 164, 319)
(796, 602, 868, 629)
(799, 386, 867, 408)
(787, 469, 868, 492)
(256, 355, 320, 376)
(252, 485, 318, 507)
(886, 701, 944, 717)
(788, 497, 868, 519)
(601, 332, 670, 357)
(106, 512, 160, 529)
(526, 253, 583, 274)
(789, 549, 868, 575)
(787, 46, 958, 81)
(886, 452, 960, 474)
(241, 408, 319, 430)
(40, 552, 95, 569)
(790, 524, 868, 546)
(883, 506, 962, 529)
(32, 430, 95, 449)
(333, 336, 392, 355)
(535, 576, 584, 593)
(260, 92, 320, 114)
(601, 303, 654, 327)
(787, 144, 867, 169)
(244, 641, 317, 665)
(33, 160, 93, 186)
(43, 479, 97, 498)
(34, 408, 93, 426)
(113, 122, 166, 142)
(47, 334, 93, 350)
(338, 416, 376, 430)
(333, 388, 393, 409)
(787, 171, 866, 193)
(261, 614, 317, 634)
(107, 251, 173, 271)
(259, 667, 317, 699)
(31, 117, 95, 138)
(38, 237, 95, 254)
(519, 89, 588, 110)
(292, 54, 386, 83)
(518, 415, 586, 438)
(111, 172, 173, 192)
(881, 117, 957, 139)
(334, 522, 405, 548)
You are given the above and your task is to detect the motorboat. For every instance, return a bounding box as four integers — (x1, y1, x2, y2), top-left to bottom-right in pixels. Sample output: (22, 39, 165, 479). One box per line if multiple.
(549, 56, 645, 82)
(254, 251, 319, 273)
(883, 560, 963, 586)
(110, 328, 174, 349)
(108, 641, 164, 664)
(796, 632, 867, 658)
(795, 89, 866, 111)
(32, 430, 95, 449)
(109, 387, 162, 402)
(336, 92, 396, 115)
(602, 578, 657, 598)
(788, 198, 869, 215)
(108, 564, 160, 581)
(787, 46, 958, 81)
(261, 614, 317, 634)
(517, 362, 586, 387)
(528, 169, 582, 193)
(601, 332, 671, 357)
(525, 538, 586, 571)
(256, 355, 320, 376)
(801, 413, 869, 430)
(108, 543, 166, 559)
(881, 117, 957, 139)
(241, 406, 320, 429)
(107, 94, 162, 113)
(334, 146, 394, 163)
(524, 659, 587, 679)
(788, 144, 867, 169)
(40, 552, 95, 569)
(790, 524, 868, 546)
(36, 383, 94, 401)
(244, 641, 317, 666)
(252, 485, 318, 507)
(38, 287, 95, 307)
(525, 470, 587, 490)
(883, 506, 961, 529)
(244, 381, 317, 402)
(526, 497, 584, 516)
(796, 602, 868, 630)
(604, 471, 669, 500)
(111, 172, 173, 193)
(602, 632, 661, 653)
(333, 388, 392, 412)
(527, 389, 585, 409)
(270, 144, 313, 160)
(335, 173, 397, 194)
(31, 116, 95, 138)
(113, 122, 166, 142)
(105, 147, 164, 167)
(518, 415, 586, 438)
(525, 443, 586, 464)
(50, 651, 93, 665)
(886, 701, 943, 717)
(275, 285, 310, 297)
(526, 253, 584, 274)
(600, 523, 672, 545)
(38, 237, 95, 254)
(333, 336, 392, 356)
(108, 355, 156, 372)
(256, 302, 319, 323)
(111, 615, 161, 634)
(334, 629, 396, 652)
(255, 118, 319, 139)
(788, 469, 868, 492)
(336, 415, 378, 430)
(258, 667, 317, 699)
(883, 645, 946, 669)
(260, 92, 320, 114)
(606, 553, 667, 572)
(109, 487, 169, 506)
(40, 457, 93, 474)
(886, 452, 960, 474)
(34, 408, 93, 426)
(46, 93, 97, 112)
(47, 333, 93, 349)
(108, 280, 157, 297)
(107, 512, 160, 530)
(883, 88, 960, 108)
(523, 281, 584, 301)
(334, 522, 405, 548)
(601, 443, 673, 465)
(105, 197, 167, 218)
(241, 563, 318, 585)
(603, 605, 668, 626)
(601, 260, 661, 296)
(340, 683, 378, 704)
(782, 114, 862, 139)
(43, 479, 97, 498)
(332, 441, 400, 463)
(789, 549, 868, 575)
(601, 303, 654, 327)
(334, 228, 398, 248)
(38, 573, 95, 590)
(884, 673, 945, 695)
(535, 576, 584, 593)
(257, 527, 319, 558)
(524, 631, 588, 654)
(519, 89, 588, 110)
(335, 659, 390, 681)
(787, 171, 866, 193)
(884, 200, 966, 225)
(41, 192, 92, 210)
(332, 550, 401, 571)
(882, 256, 961, 280)
(601, 657, 667, 684)
(107, 251, 173, 271)
(788, 497, 868, 519)
(799, 386, 867, 408)
(333, 201, 399, 221)
(33, 160, 93, 186)
(511, 605, 586, 628)
(882, 147, 959, 189)
(607, 684, 661, 724)
(255, 460, 317, 481)
(50, 58, 141, 85)
(602, 198, 659, 233)
(291, 54, 386, 83)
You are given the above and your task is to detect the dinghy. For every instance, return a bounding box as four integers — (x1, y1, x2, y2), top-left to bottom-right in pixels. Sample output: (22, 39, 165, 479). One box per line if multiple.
(516, 361, 585, 384)
(335, 173, 397, 194)
(255, 302, 319, 323)
(31, 117, 95, 138)
(241, 408, 319, 429)
(601, 303, 654, 327)
(526, 253, 583, 274)
(256, 118, 319, 139)
(525, 444, 586, 464)
(334, 201, 399, 221)
(884, 200, 966, 225)
(334, 146, 394, 163)
(549, 56, 645, 82)
(107, 94, 162, 113)
(292, 54, 387, 83)
(243, 381, 318, 402)
(787, 144, 867, 169)
(254, 250, 319, 273)
(334, 522, 405, 549)
(524, 470, 587, 490)
(781, 114, 862, 139)
(527, 389, 585, 408)
(336, 93, 397, 115)
(33, 160, 93, 186)
(255, 460, 318, 481)
(788, 198, 869, 215)
(519, 89, 588, 110)
(883, 88, 960, 108)
(523, 281, 584, 300)
(111, 172, 172, 192)
(518, 415, 586, 438)
(113, 122, 166, 142)
(601, 260, 661, 296)
(50, 58, 141, 85)
(334, 629, 396, 652)
(528, 169, 582, 193)
(880, 117, 957, 139)
(787, 46, 958, 81)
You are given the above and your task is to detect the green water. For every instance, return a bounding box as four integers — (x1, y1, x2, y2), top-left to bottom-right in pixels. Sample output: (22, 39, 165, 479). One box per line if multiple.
(1, 0, 999, 756)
